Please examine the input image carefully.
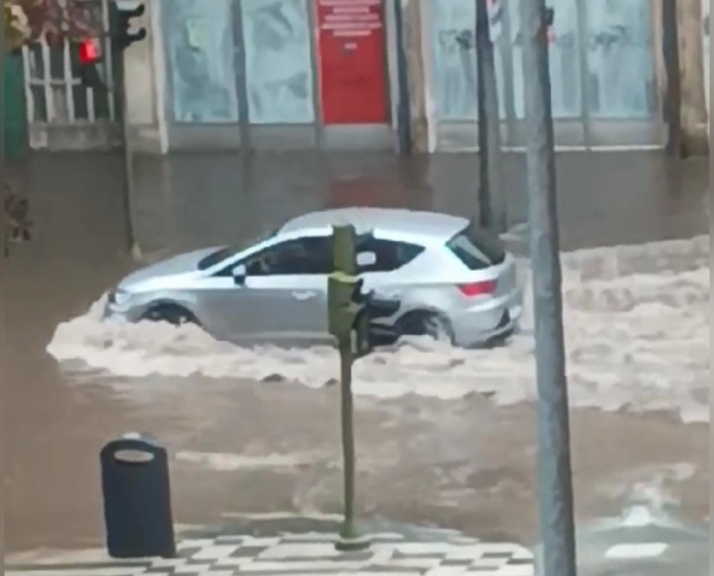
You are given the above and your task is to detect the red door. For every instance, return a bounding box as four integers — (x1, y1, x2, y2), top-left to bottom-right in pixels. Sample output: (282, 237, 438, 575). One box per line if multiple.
(316, 0, 389, 125)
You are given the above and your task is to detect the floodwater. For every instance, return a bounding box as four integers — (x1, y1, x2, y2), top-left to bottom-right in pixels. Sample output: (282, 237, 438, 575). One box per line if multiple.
(3, 151, 709, 554)
(49, 237, 709, 420)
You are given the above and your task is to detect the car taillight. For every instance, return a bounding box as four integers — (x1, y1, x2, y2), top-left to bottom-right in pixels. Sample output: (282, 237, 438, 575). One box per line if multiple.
(458, 280, 497, 297)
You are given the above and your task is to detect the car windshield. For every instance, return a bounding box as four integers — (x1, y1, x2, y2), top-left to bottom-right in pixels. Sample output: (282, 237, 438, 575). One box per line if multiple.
(197, 228, 278, 271)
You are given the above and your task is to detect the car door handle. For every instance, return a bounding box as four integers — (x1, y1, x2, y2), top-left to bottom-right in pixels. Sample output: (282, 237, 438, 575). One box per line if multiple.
(292, 291, 317, 301)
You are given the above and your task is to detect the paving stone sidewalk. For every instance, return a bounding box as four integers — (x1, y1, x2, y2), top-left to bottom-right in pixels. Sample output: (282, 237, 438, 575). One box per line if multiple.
(6, 532, 535, 576)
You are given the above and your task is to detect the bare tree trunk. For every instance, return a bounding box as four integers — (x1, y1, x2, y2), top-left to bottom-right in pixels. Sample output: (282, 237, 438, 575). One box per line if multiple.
(660, 0, 683, 156)
(403, 0, 429, 153)
(476, 0, 506, 232)
(676, 0, 708, 156)
(400, 0, 432, 211)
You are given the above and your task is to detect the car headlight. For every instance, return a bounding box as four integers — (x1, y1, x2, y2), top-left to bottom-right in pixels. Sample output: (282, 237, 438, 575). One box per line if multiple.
(109, 289, 132, 306)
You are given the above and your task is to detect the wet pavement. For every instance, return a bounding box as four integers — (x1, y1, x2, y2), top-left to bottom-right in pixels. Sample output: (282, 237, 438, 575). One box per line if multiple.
(3, 150, 709, 555)
(125, 150, 709, 255)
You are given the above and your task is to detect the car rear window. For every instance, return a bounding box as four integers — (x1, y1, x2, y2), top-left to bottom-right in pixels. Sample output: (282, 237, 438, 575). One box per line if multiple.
(447, 225, 506, 269)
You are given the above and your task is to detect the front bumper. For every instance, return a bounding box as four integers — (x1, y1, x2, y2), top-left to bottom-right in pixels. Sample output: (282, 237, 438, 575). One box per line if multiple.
(103, 292, 145, 322)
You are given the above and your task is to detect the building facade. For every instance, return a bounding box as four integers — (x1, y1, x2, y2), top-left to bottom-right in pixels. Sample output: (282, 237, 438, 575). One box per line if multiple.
(17, 0, 710, 154)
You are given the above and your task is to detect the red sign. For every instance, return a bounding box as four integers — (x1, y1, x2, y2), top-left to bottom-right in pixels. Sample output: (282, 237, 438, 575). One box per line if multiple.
(316, 0, 389, 125)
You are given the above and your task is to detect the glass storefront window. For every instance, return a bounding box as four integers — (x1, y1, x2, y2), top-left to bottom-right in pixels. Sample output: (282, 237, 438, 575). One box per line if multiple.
(585, 0, 655, 119)
(163, 0, 240, 123)
(427, 0, 507, 121)
(509, 0, 582, 119)
(427, 0, 658, 136)
(429, 0, 478, 121)
(241, 0, 315, 124)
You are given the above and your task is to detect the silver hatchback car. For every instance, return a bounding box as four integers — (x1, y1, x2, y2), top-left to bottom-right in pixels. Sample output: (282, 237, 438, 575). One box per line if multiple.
(105, 208, 522, 348)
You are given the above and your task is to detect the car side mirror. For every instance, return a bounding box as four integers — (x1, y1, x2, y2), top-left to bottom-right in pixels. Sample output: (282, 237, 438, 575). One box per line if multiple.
(231, 264, 247, 285)
(356, 251, 377, 268)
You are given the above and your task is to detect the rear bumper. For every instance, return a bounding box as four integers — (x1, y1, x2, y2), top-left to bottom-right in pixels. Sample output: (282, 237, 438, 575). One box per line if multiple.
(451, 289, 523, 348)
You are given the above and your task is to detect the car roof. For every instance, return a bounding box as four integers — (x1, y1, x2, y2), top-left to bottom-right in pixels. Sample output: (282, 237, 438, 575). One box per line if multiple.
(279, 208, 469, 243)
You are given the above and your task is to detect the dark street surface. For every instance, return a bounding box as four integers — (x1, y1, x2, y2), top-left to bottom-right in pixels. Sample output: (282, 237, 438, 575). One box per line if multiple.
(2, 150, 709, 554)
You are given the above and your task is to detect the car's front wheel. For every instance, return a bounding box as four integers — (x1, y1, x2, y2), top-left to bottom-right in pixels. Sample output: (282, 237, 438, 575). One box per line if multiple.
(142, 304, 198, 327)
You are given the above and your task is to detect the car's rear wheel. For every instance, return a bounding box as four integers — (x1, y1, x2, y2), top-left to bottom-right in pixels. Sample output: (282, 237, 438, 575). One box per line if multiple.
(142, 304, 198, 327)
(398, 311, 455, 345)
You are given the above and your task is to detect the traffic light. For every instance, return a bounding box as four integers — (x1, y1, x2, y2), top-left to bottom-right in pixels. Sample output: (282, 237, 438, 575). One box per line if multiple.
(327, 224, 402, 356)
(352, 288, 401, 358)
(79, 38, 101, 64)
(328, 274, 401, 358)
(76, 38, 104, 88)
(110, 2, 147, 52)
(328, 272, 361, 342)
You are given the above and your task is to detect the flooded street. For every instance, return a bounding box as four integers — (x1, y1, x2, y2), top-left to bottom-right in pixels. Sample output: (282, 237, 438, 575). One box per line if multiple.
(3, 151, 709, 555)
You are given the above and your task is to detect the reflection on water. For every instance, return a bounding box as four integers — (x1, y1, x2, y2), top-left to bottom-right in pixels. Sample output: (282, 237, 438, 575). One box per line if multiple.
(127, 151, 709, 260)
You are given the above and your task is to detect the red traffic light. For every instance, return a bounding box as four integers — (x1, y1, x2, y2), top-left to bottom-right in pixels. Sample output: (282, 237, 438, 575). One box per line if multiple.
(79, 38, 101, 64)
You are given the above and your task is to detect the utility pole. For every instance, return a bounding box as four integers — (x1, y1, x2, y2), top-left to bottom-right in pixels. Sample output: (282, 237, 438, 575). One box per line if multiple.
(519, 2, 577, 576)
(328, 225, 367, 552)
(110, 1, 147, 259)
(475, 0, 505, 233)
(327, 226, 400, 551)
(116, 51, 141, 259)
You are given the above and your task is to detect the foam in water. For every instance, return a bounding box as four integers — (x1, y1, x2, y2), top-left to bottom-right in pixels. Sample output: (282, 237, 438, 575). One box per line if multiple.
(46, 237, 710, 423)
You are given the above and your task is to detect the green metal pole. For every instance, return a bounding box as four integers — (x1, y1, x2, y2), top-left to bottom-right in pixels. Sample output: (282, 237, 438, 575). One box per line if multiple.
(330, 225, 369, 551)
(332, 224, 356, 275)
(338, 338, 356, 541)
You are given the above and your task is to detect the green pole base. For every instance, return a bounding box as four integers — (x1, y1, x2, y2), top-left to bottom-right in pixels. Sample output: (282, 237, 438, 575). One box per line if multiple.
(335, 534, 371, 552)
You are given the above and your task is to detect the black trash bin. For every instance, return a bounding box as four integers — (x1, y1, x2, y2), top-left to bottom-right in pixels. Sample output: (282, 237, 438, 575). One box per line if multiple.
(100, 433, 176, 558)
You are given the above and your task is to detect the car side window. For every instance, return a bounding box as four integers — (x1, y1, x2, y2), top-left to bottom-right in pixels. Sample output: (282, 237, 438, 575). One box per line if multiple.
(243, 236, 333, 276)
(356, 238, 424, 273)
